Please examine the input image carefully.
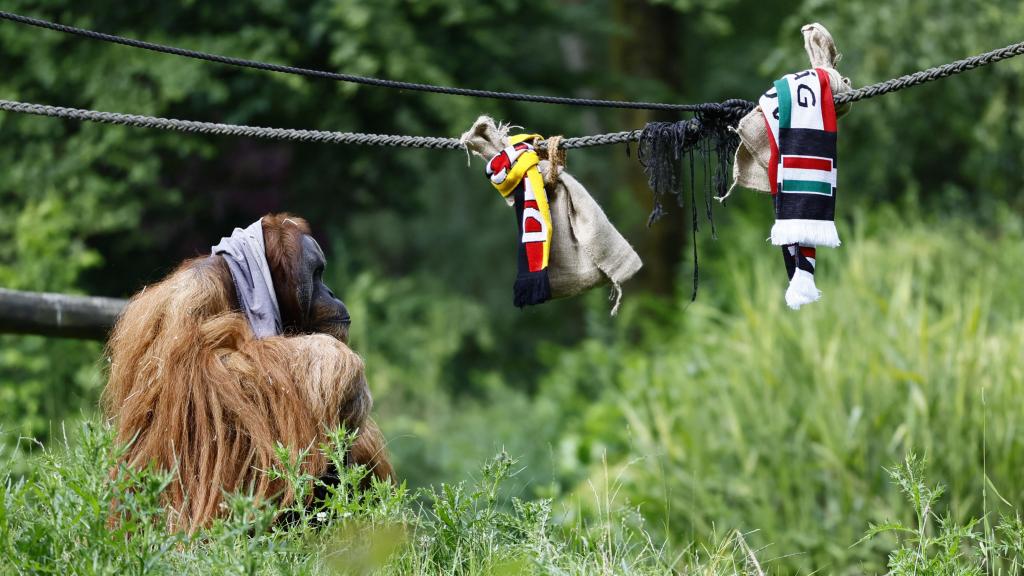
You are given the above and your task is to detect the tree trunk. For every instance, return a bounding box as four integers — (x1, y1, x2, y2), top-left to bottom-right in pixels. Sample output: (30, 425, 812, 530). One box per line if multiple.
(610, 0, 688, 296)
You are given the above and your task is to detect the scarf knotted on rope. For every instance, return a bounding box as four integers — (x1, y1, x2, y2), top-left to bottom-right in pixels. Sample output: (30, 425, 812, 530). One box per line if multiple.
(461, 116, 642, 315)
(727, 23, 852, 198)
(485, 134, 553, 307)
(211, 218, 283, 337)
(760, 67, 840, 309)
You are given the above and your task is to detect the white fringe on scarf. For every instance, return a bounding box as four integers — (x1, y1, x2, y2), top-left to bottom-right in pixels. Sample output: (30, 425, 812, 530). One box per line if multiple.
(785, 268, 821, 310)
(770, 219, 841, 248)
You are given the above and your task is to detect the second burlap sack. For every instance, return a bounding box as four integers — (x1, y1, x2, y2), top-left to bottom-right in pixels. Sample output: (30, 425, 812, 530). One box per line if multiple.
(727, 23, 854, 196)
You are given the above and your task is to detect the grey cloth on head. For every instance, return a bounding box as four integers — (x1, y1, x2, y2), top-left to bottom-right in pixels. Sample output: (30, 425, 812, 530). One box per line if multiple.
(211, 219, 282, 338)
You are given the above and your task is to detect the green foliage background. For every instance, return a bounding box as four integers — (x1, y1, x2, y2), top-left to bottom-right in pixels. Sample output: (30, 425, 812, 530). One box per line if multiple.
(1, 0, 1023, 573)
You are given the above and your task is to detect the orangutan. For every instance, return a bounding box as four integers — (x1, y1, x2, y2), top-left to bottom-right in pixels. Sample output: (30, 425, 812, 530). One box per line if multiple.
(102, 213, 391, 531)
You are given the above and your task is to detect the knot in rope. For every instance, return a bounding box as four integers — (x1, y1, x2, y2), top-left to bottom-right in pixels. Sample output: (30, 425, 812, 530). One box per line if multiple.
(543, 135, 565, 187)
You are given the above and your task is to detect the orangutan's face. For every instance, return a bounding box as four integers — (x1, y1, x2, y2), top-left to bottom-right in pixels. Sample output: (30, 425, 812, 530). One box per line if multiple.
(291, 234, 351, 343)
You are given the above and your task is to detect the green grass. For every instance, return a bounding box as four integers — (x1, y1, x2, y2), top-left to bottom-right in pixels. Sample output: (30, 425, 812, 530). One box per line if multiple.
(0, 422, 762, 575)
(4, 424, 1024, 575)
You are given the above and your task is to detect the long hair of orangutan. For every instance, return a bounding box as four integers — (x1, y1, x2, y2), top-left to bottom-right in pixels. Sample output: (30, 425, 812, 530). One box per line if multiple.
(102, 254, 389, 531)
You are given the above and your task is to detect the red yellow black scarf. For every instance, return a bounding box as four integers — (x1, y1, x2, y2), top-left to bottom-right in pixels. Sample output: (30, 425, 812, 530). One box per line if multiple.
(485, 134, 553, 307)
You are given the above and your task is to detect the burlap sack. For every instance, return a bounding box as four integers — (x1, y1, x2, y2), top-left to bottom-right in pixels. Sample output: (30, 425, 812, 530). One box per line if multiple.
(726, 23, 853, 197)
(460, 116, 642, 314)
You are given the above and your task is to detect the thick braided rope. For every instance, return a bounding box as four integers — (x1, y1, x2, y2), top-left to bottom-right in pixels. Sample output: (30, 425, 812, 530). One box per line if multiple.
(0, 99, 644, 149)
(0, 10, 726, 113)
(835, 39, 1024, 104)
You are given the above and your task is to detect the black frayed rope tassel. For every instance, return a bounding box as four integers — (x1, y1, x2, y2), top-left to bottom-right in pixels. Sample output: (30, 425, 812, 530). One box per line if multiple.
(637, 99, 752, 300)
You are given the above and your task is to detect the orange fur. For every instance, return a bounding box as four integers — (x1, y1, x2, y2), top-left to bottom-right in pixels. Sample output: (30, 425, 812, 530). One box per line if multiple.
(102, 219, 391, 532)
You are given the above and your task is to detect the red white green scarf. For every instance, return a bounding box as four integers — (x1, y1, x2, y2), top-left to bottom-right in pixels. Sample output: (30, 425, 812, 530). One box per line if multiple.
(485, 134, 553, 307)
(760, 68, 840, 309)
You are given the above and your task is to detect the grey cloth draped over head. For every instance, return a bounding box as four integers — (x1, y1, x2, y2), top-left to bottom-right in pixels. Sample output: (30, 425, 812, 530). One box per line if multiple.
(211, 219, 282, 338)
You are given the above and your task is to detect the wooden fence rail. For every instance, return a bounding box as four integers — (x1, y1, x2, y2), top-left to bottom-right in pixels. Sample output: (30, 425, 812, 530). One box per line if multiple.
(0, 288, 125, 340)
